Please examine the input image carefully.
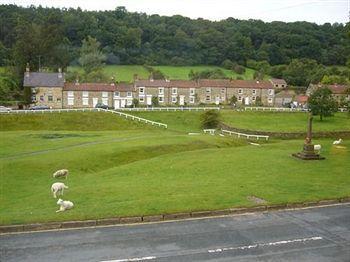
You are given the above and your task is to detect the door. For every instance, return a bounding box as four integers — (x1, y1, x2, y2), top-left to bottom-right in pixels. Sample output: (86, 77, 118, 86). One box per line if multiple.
(146, 95, 152, 106)
(244, 97, 250, 105)
(93, 98, 98, 107)
(179, 95, 185, 106)
(121, 99, 126, 108)
(114, 100, 120, 109)
(215, 96, 220, 105)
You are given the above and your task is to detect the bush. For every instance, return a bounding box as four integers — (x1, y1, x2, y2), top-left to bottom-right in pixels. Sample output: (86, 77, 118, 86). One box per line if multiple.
(151, 96, 159, 106)
(221, 59, 234, 69)
(200, 110, 220, 129)
(233, 64, 246, 74)
(132, 98, 139, 107)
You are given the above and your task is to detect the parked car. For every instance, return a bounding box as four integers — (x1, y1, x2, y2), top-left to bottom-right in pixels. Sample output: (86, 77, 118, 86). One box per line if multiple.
(29, 105, 50, 110)
(0, 106, 12, 112)
(95, 103, 110, 109)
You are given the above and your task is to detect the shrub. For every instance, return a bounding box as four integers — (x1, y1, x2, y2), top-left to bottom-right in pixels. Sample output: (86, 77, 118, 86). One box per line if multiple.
(200, 110, 221, 129)
(233, 65, 246, 74)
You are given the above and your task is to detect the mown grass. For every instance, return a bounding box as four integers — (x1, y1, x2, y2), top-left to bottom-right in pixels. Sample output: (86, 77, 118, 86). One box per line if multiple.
(0, 112, 160, 131)
(0, 131, 349, 225)
(221, 111, 350, 132)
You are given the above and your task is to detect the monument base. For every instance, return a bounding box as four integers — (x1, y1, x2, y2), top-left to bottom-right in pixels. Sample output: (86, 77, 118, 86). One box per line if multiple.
(292, 144, 325, 160)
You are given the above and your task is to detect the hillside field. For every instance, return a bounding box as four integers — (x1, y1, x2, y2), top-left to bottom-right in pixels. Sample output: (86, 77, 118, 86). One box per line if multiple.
(0, 111, 349, 225)
(67, 65, 263, 82)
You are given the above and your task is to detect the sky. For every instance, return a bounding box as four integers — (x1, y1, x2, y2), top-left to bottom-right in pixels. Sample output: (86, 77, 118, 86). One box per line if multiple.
(1, 0, 349, 24)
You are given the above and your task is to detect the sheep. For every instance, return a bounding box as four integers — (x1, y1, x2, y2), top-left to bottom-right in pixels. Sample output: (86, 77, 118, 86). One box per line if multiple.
(333, 139, 343, 145)
(51, 182, 68, 198)
(314, 144, 321, 154)
(53, 169, 69, 179)
(56, 199, 74, 213)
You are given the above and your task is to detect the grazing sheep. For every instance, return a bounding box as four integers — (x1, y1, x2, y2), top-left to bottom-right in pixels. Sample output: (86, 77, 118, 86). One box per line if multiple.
(53, 169, 69, 179)
(333, 138, 343, 145)
(56, 199, 74, 213)
(314, 144, 321, 154)
(51, 182, 68, 198)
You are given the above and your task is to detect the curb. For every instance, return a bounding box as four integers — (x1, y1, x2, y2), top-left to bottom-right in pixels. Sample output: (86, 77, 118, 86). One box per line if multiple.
(1, 197, 349, 234)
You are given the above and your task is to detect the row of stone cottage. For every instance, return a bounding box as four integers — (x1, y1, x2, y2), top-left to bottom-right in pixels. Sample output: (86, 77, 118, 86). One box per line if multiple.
(24, 70, 290, 109)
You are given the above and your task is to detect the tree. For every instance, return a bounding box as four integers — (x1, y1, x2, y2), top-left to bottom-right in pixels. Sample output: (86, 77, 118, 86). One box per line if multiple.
(308, 87, 338, 121)
(79, 36, 106, 75)
(132, 98, 139, 108)
(255, 96, 263, 106)
(200, 110, 220, 129)
(151, 96, 159, 106)
(229, 95, 237, 106)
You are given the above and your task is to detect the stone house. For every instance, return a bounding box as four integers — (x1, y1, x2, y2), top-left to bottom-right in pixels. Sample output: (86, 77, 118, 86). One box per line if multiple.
(307, 83, 350, 104)
(274, 90, 296, 107)
(23, 68, 65, 109)
(270, 79, 287, 89)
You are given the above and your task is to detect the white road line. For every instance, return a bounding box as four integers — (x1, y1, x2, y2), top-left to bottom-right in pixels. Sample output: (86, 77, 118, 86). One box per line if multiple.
(100, 256, 156, 262)
(208, 236, 323, 253)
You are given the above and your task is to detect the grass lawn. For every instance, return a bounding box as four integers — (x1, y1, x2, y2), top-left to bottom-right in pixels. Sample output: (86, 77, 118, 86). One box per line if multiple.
(68, 65, 150, 83)
(1, 111, 349, 225)
(221, 111, 350, 132)
(152, 66, 264, 80)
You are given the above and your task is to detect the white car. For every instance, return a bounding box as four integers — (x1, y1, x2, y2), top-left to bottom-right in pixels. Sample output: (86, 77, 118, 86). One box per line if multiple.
(0, 106, 12, 112)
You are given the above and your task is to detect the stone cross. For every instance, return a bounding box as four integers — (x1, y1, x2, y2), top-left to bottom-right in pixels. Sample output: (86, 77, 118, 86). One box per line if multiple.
(305, 113, 313, 145)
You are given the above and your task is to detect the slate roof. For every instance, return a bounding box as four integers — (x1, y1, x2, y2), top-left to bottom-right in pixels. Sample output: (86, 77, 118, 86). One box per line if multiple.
(198, 79, 230, 87)
(270, 79, 287, 86)
(23, 72, 65, 87)
(116, 82, 134, 92)
(230, 80, 273, 89)
(64, 83, 116, 92)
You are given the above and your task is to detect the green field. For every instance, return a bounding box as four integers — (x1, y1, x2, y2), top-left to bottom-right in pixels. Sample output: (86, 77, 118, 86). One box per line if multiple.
(221, 111, 350, 132)
(1, 111, 349, 225)
(67, 65, 262, 82)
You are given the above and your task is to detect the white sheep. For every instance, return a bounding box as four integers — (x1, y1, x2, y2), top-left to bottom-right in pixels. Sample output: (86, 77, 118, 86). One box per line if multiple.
(51, 182, 68, 198)
(53, 169, 69, 179)
(333, 139, 343, 145)
(314, 144, 321, 154)
(56, 199, 74, 213)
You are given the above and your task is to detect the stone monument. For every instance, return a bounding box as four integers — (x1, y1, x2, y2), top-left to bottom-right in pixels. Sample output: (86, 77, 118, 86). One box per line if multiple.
(292, 113, 325, 160)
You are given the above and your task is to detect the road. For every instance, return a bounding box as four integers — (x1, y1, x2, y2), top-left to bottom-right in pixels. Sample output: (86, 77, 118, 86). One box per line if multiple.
(1, 204, 349, 261)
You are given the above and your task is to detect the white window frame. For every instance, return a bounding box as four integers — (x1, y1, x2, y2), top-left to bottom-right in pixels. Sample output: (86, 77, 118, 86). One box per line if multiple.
(114, 91, 120, 97)
(48, 95, 53, 102)
(158, 96, 164, 103)
(102, 92, 108, 98)
(221, 88, 225, 94)
(67, 91, 74, 97)
(139, 96, 144, 103)
(189, 96, 195, 104)
(83, 97, 89, 106)
(252, 96, 256, 101)
(159, 87, 164, 95)
(82, 91, 89, 98)
(68, 97, 74, 106)
(252, 89, 256, 95)
(139, 87, 145, 94)
(238, 96, 242, 101)
(172, 87, 177, 95)
(268, 89, 274, 96)
(205, 95, 211, 102)
(206, 87, 211, 93)
(127, 92, 132, 98)
(190, 88, 195, 95)
(238, 89, 243, 95)
(171, 96, 177, 103)
(268, 97, 273, 103)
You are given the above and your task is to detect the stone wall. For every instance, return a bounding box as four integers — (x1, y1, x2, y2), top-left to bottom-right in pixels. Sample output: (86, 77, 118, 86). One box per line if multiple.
(33, 87, 63, 109)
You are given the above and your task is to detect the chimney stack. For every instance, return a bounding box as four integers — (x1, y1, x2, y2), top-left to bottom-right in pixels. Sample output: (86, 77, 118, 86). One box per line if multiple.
(149, 72, 154, 82)
(75, 77, 79, 85)
(25, 63, 30, 77)
(58, 68, 63, 78)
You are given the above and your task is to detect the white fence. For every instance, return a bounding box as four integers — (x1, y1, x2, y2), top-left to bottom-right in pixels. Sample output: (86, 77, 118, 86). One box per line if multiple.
(244, 107, 307, 112)
(0, 108, 168, 128)
(117, 107, 220, 112)
(222, 129, 269, 141)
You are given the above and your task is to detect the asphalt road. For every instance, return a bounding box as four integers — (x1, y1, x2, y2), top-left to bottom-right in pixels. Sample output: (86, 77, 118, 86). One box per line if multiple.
(1, 204, 350, 262)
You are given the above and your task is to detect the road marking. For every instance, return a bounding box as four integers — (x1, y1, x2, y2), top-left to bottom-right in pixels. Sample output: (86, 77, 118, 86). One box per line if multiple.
(208, 236, 323, 253)
(100, 256, 156, 262)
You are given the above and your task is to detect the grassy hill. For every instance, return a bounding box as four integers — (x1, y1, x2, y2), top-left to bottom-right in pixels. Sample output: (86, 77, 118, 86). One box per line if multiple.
(67, 65, 264, 82)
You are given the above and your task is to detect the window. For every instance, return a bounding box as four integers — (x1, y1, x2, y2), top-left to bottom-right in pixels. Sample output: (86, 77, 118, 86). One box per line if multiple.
(172, 88, 177, 95)
(268, 98, 273, 103)
(252, 89, 256, 95)
(268, 89, 274, 95)
(238, 89, 243, 94)
(31, 95, 36, 102)
(67, 91, 74, 97)
(68, 98, 74, 106)
(252, 96, 256, 101)
(82, 92, 89, 105)
(159, 87, 164, 95)
(139, 97, 144, 102)
(238, 96, 242, 101)
(281, 84, 285, 88)
(190, 88, 195, 95)
(221, 88, 225, 94)
(190, 96, 195, 104)
(102, 92, 108, 98)
(48, 95, 53, 102)
(206, 87, 211, 93)
(83, 91, 89, 98)
(40, 95, 44, 101)
(114, 91, 120, 97)
(139, 87, 145, 94)
(206, 95, 211, 102)
(57, 98, 61, 102)
(127, 92, 132, 98)
(275, 84, 278, 87)
(158, 96, 164, 103)
(171, 96, 177, 103)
